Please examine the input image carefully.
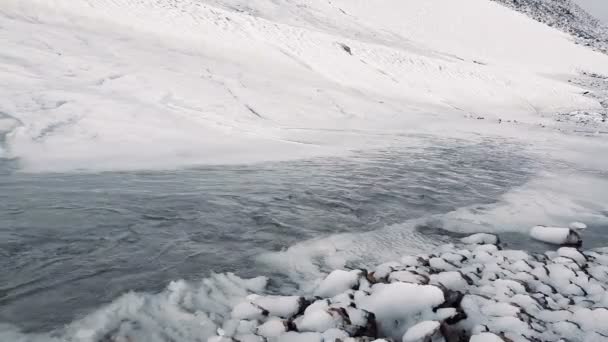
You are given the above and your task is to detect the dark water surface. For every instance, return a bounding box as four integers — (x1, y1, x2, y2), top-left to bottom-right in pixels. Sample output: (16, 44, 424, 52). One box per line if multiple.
(0, 136, 540, 331)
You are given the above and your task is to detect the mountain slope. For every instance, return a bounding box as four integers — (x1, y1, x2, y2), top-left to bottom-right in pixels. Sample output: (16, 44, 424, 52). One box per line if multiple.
(1, 0, 608, 171)
(492, 0, 608, 53)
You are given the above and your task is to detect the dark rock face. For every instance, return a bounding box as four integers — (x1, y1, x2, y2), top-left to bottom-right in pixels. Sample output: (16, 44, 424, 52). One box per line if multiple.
(491, 0, 608, 54)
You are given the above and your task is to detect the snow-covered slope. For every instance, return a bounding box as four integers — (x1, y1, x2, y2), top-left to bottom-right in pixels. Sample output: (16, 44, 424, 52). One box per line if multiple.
(492, 0, 608, 54)
(1, 0, 608, 171)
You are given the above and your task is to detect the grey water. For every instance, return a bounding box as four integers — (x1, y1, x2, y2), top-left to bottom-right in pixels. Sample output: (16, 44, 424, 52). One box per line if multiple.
(0, 136, 581, 332)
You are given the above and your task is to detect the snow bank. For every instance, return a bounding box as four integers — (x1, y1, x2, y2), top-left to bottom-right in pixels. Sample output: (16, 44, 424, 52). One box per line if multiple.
(2, 0, 608, 171)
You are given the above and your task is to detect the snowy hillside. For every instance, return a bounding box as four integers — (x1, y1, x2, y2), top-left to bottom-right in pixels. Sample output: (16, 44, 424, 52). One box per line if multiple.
(1, 0, 608, 171)
(492, 0, 608, 54)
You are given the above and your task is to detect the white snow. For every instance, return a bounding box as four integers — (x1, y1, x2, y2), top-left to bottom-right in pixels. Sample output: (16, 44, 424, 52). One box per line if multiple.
(255, 318, 285, 337)
(557, 247, 587, 265)
(2, 0, 608, 172)
(429, 272, 469, 291)
(251, 296, 303, 318)
(297, 309, 339, 333)
(570, 221, 588, 230)
(402, 320, 440, 342)
(358, 282, 444, 338)
(530, 226, 581, 245)
(3, 234, 608, 342)
(461, 233, 499, 245)
(231, 302, 266, 320)
(469, 332, 505, 342)
(315, 270, 360, 298)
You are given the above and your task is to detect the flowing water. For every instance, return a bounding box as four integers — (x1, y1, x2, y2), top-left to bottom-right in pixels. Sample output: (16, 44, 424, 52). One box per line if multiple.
(1, 134, 607, 335)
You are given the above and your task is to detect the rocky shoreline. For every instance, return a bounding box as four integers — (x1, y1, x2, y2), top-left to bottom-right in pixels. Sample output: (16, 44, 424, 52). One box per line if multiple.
(207, 232, 608, 342)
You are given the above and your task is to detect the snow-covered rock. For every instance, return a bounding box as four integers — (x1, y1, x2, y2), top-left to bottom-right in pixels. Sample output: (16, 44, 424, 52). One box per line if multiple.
(256, 318, 286, 338)
(402, 320, 442, 342)
(358, 282, 444, 339)
(529, 226, 581, 245)
(316, 270, 362, 298)
(297, 309, 342, 333)
(252, 295, 306, 319)
(469, 332, 504, 342)
(10, 232, 608, 342)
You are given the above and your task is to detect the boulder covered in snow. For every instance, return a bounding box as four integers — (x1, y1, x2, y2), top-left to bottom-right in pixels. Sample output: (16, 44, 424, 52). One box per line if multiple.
(208, 232, 608, 342)
(529, 225, 581, 246)
(402, 320, 443, 342)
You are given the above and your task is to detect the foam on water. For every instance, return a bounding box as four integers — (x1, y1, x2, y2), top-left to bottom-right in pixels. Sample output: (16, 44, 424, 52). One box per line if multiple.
(0, 273, 267, 342)
(259, 170, 608, 287)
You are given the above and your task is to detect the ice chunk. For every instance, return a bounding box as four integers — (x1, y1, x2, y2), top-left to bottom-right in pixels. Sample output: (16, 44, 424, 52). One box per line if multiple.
(569, 222, 587, 231)
(529, 226, 581, 245)
(461, 233, 499, 245)
(402, 320, 440, 342)
(315, 270, 361, 297)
